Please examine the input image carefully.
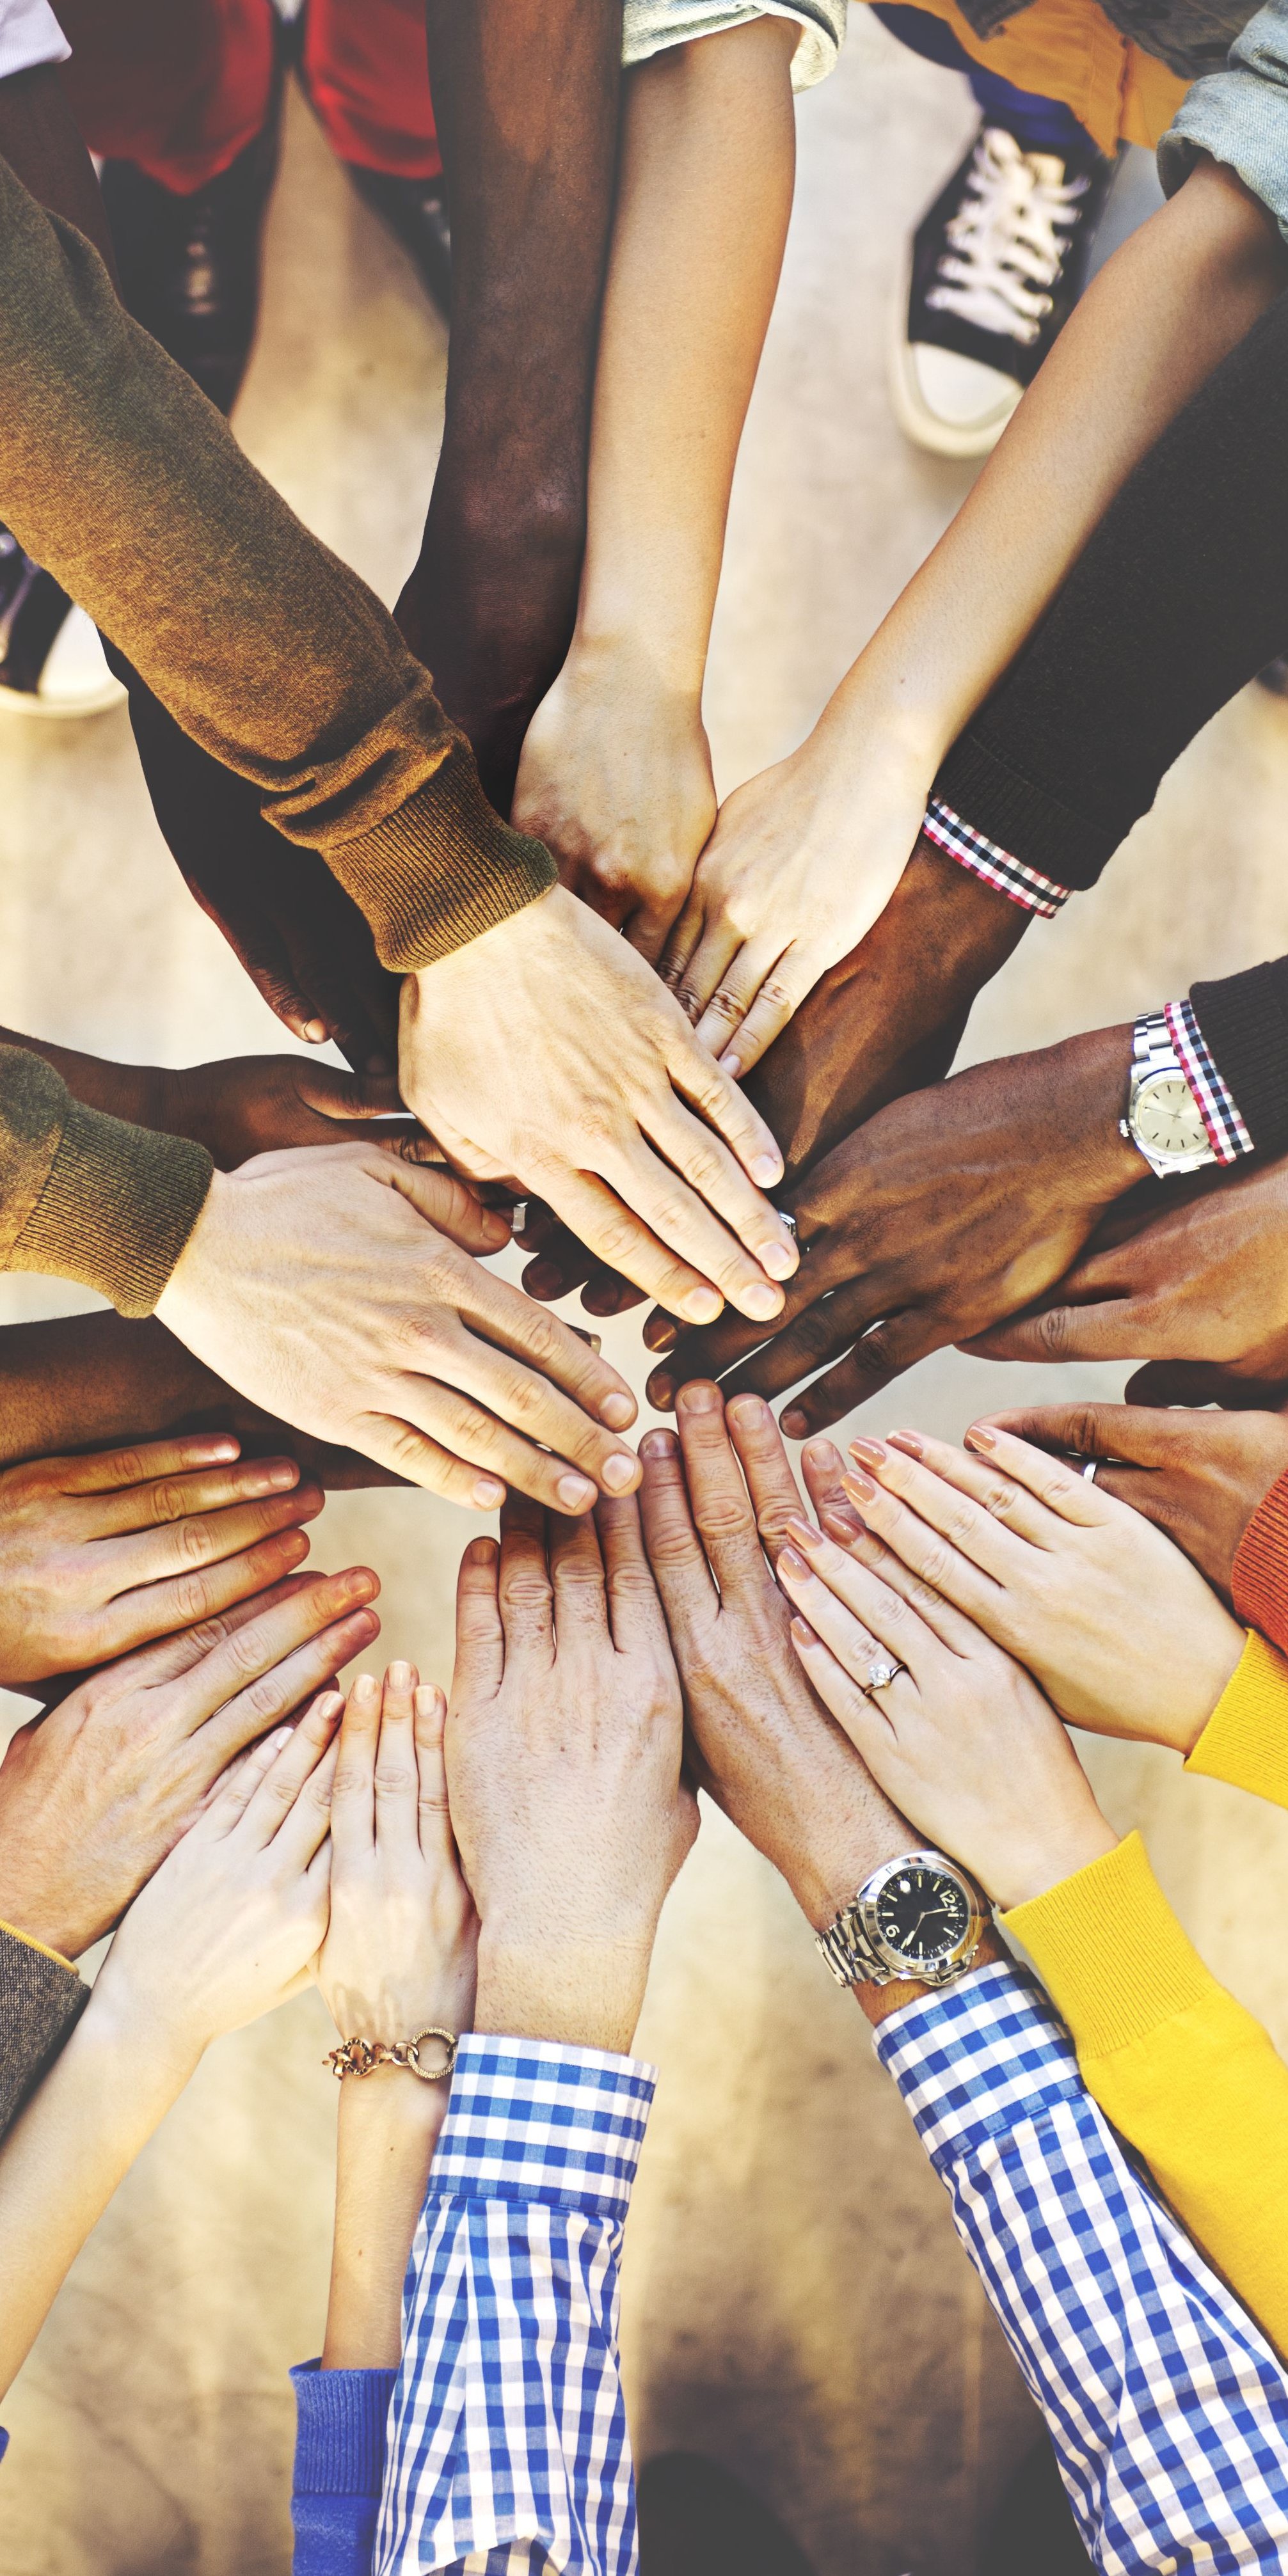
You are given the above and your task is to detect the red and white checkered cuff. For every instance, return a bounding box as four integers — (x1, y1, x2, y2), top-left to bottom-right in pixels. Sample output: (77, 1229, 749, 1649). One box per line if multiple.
(922, 799, 1071, 919)
(1165, 998, 1253, 1165)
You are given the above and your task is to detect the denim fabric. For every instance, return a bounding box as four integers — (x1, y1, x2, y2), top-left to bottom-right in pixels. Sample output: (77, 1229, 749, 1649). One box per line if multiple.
(1160, 0, 1288, 237)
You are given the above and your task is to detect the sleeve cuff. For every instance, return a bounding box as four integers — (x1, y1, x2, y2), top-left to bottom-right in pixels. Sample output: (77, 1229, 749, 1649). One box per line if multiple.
(290, 2361, 395, 2497)
(1001, 1832, 1214, 2057)
(1159, 74, 1288, 243)
(872, 1961, 1083, 2176)
(322, 744, 557, 972)
(1186, 1627, 1288, 1807)
(0, 1922, 88, 2141)
(8, 1092, 212, 1317)
(427, 2034, 656, 2221)
(1232, 1469, 1288, 1659)
(930, 725, 1104, 896)
(922, 796, 1072, 917)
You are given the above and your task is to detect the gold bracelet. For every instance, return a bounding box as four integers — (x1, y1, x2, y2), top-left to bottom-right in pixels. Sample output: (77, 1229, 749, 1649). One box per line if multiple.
(325, 2027, 458, 2083)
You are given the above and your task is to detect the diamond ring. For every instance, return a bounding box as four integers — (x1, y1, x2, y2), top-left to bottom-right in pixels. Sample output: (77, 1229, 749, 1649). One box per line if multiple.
(864, 1659, 905, 1691)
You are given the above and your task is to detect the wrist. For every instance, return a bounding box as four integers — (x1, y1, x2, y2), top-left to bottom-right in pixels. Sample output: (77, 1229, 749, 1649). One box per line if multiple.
(475, 1930, 652, 2057)
(76, 1970, 205, 2097)
(988, 1813, 1121, 1913)
(1036, 1021, 1142, 1199)
(563, 612, 709, 708)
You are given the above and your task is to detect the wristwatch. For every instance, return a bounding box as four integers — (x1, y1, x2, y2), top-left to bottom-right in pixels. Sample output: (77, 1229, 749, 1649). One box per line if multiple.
(1121, 1012, 1215, 1178)
(816, 1851, 989, 1991)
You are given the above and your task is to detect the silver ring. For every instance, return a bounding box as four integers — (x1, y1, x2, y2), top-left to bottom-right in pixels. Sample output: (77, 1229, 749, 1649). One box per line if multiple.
(1082, 1460, 1099, 1485)
(778, 1210, 799, 1240)
(864, 1659, 905, 1691)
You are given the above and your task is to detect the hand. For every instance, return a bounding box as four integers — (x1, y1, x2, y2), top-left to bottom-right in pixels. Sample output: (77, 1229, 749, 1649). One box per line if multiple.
(152, 1055, 425, 1171)
(644, 1025, 1143, 1430)
(512, 647, 715, 963)
(318, 1663, 478, 2050)
(90, 1690, 340, 2067)
(656, 720, 936, 1079)
(400, 884, 799, 1327)
(153, 1142, 643, 1510)
(980, 1397, 1288, 1602)
(772, 1512, 1118, 1910)
(447, 1494, 697, 2052)
(967, 1157, 1288, 1378)
(0, 1432, 324, 1687)
(635, 1381, 918, 1936)
(0, 1564, 379, 1958)
(813, 1423, 1243, 1754)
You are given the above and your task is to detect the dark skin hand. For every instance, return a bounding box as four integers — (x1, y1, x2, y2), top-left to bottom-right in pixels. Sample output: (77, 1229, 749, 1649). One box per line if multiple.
(395, 0, 623, 816)
(0, 1029, 424, 1172)
(636, 1380, 1000, 2020)
(969, 1154, 1288, 1380)
(980, 1396, 1288, 1601)
(518, 842, 1029, 1314)
(645, 1022, 1143, 1435)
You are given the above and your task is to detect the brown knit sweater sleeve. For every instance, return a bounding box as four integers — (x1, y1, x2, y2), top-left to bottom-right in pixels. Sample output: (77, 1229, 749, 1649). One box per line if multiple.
(0, 152, 555, 970)
(0, 1046, 212, 1315)
(1232, 1468, 1288, 1659)
(0, 1923, 87, 2145)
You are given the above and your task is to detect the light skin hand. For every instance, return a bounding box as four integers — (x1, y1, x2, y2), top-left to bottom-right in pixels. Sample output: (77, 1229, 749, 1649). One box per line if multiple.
(448, 1492, 697, 2053)
(0, 1703, 340, 2400)
(400, 885, 797, 1327)
(317, 1664, 479, 2371)
(981, 1398, 1288, 1604)
(818, 1424, 1243, 1755)
(772, 1515, 1118, 1911)
(153, 1141, 642, 1510)
(0, 1563, 380, 1957)
(0, 1432, 325, 1687)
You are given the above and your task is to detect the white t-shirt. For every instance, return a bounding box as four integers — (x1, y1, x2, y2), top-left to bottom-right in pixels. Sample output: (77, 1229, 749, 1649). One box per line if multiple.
(0, 0, 69, 81)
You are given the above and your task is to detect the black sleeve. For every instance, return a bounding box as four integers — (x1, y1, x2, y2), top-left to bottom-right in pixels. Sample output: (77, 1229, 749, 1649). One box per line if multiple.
(1191, 954, 1288, 1157)
(932, 288, 1288, 893)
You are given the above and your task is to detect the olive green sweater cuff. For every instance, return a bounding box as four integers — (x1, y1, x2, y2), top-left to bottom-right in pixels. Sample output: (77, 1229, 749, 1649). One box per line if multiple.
(4, 1052, 212, 1317)
(326, 741, 558, 971)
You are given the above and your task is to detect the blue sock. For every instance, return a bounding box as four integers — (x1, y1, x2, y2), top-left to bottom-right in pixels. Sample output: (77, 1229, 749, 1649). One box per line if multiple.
(870, 5, 1102, 158)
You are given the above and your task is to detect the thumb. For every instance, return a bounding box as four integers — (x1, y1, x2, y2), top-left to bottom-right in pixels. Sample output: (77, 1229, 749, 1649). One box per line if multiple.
(1125, 1359, 1288, 1412)
(976, 1398, 1193, 1469)
(380, 1154, 515, 1256)
(295, 1064, 406, 1120)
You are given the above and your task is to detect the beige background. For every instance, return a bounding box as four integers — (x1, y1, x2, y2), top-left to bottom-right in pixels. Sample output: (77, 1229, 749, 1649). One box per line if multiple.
(3, 22, 1288, 2572)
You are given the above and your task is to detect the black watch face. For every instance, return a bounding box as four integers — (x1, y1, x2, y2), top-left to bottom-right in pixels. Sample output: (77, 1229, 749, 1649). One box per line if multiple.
(875, 1865, 972, 1966)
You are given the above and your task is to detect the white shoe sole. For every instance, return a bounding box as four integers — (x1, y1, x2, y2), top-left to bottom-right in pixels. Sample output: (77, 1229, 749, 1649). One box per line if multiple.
(887, 252, 1024, 460)
(0, 672, 127, 718)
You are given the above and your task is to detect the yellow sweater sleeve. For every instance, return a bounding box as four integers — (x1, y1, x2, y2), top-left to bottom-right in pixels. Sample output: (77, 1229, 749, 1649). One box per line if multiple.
(1184, 1629, 1288, 1810)
(1005, 1832, 1288, 2359)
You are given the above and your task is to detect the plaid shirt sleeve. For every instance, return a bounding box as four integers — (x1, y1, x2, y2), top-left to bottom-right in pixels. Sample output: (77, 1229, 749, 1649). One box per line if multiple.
(875, 1961, 1288, 2575)
(374, 2035, 655, 2576)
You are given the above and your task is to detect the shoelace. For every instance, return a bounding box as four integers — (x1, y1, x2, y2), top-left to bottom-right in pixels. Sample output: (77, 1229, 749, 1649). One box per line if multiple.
(926, 126, 1088, 347)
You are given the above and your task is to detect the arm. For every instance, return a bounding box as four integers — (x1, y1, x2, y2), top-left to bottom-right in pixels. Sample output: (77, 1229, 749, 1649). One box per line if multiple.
(512, 15, 798, 961)
(0, 1025, 418, 1167)
(0, 1924, 86, 2151)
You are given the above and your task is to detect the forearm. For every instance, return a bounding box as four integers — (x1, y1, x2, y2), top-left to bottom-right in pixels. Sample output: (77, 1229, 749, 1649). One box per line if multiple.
(818, 160, 1287, 780)
(322, 2076, 447, 2371)
(0, 1312, 223, 1466)
(0, 1044, 211, 1320)
(0, 1025, 159, 1128)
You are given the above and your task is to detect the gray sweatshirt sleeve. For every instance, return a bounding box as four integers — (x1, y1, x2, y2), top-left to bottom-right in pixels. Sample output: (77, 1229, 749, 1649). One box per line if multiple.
(1159, 0, 1288, 241)
(0, 1923, 86, 2142)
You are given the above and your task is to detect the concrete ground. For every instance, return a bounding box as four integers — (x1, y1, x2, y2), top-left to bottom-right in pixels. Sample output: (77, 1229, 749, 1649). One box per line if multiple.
(3, 24, 1288, 2573)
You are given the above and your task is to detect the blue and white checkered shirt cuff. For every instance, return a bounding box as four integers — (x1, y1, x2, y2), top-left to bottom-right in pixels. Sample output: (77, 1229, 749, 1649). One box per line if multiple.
(875, 1962, 1288, 2575)
(375, 2038, 655, 2576)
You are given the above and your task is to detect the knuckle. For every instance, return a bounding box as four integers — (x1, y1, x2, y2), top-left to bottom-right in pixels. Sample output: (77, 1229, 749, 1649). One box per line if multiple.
(177, 1513, 218, 1566)
(1037, 1306, 1073, 1360)
(374, 1762, 418, 1800)
(173, 1570, 218, 1625)
(918, 1538, 953, 1591)
(150, 1477, 192, 1526)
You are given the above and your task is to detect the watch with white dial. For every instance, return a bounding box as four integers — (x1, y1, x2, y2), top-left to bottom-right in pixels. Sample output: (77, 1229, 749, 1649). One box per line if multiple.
(816, 1851, 988, 1991)
(1121, 1013, 1215, 1178)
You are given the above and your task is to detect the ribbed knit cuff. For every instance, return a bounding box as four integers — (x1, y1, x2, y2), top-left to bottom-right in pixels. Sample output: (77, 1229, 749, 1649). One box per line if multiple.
(8, 1094, 212, 1317)
(1186, 1627, 1288, 1809)
(1233, 1471, 1288, 1661)
(1003, 1832, 1212, 2057)
(290, 2361, 395, 2497)
(1189, 956, 1288, 1160)
(324, 743, 557, 972)
(0, 1922, 87, 2144)
(931, 726, 1115, 895)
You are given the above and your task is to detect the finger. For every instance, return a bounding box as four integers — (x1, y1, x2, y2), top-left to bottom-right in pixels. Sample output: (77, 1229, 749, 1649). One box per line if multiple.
(800, 1476, 1005, 1636)
(262, 1729, 343, 1869)
(379, 1155, 514, 1259)
(646, 1268, 893, 1412)
(373, 1660, 422, 1855)
(229, 1688, 345, 1850)
(98, 1522, 317, 1660)
(658, 885, 720, 1004)
(413, 1684, 456, 1863)
(88, 1451, 306, 1540)
(497, 1492, 555, 1668)
(976, 1399, 1191, 1471)
(331, 1668, 381, 1858)
(203, 1602, 383, 1771)
(687, 931, 783, 1061)
(195, 1720, 298, 1840)
(101, 1482, 324, 1595)
(636, 1426, 720, 1631)
(1124, 1360, 1288, 1411)
(712, 944, 820, 1082)
(109, 1567, 324, 1693)
(800, 1505, 994, 1654)
(849, 1431, 1063, 1561)
(374, 1370, 612, 1517)
(295, 1064, 406, 1124)
(777, 1311, 949, 1441)
(594, 1490, 671, 1661)
(672, 1380, 775, 1609)
(52, 1432, 243, 1497)
(346, 1412, 509, 1509)
(548, 1506, 611, 1652)
(452, 1538, 504, 1700)
(623, 1107, 797, 1315)
(724, 1392, 807, 1558)
(962, 1297, 1145, 1365)
(173, 1565, 381, 1730)
(541, 1165, 755, 1332)
(958, 1422, 1122, 1526)
(439, 1263, 639, 1443)
(774, 1536, 937, 1691)
(788, 1618, 893, 1766)
(800, 1439, 855, 1528)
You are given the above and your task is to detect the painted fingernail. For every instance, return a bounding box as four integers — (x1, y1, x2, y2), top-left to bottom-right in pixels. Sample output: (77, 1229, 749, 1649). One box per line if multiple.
(742, 1283, 784, 1322)
(759, 1238, 797, 1281)
(750, 1151, 784, 1187)
(600, 1391, 635, 1430)
(886, 1430, 924, 1458)
(685, 1286, 723, 1325)
(790, 1616, 818, 1650)
(781, 1410, 807, 1439)
(472, 1476, 505, 1508)
(678, 1381, 720, 1414)
(966, 1425, 996, 1451)
(640, 1430, 676, 1458)
(601, 1452, 638, 1492)
(851, 1436, 886, 1466)
(647, 1371, 675, 1410)
(785, 1515, 821, 1551)
(777, 1542, 809, 1579)
(644, 1315, 680, 1354)
(843, 1467, 875, 1501)
(557, 1473, 598, 1510)
(822, 1504, 865, 1541)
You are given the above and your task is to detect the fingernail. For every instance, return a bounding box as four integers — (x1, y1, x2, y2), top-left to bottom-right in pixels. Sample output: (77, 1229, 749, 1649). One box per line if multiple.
(685, 1286, 722, 1325)
(790, 1615, 818, 1651)
(726, 1393, 767, 1425)
(750, 1151, 783, 1186)
(886, 1430, 924, 1458)
(262, 1462, 299, 1490)
(640, 1429, 676, 1458)
(785, 1514, 821, 1551)
(644, 1316, 679, 1354)
(677, 1380, 720, 1414)
(781, 1410, 807, 1439)
(759, 1238, 797, 1281)
(851, 1435, 886, 1465)
(966, 1425, 996, 1451)
(720, 1053, 742, 1079)
(387, 1661, 414, 1688)
(843, 1467, 875, 1501)
(337, 1567, 378, 1600)
(600, 1391, 635, 1430)
(777, 1542, 809, 1579)
(483, 1210, 513, 1242)
(742, 1282, 784, 1322)
(269, 1725, 294, 1753)
(472, 1476, 505, 1508)
(803, 1439, 842, 1470)
(822, 1504, 865, 1541)
(302, 1019, 328, 1043)
(601, 1452, 638, 1492)
(353, 1670, 380, 1698)
(647, 1372, 675, 1410)
(524, 1263, 562, 1299)
(557, 1473, 597, 1510)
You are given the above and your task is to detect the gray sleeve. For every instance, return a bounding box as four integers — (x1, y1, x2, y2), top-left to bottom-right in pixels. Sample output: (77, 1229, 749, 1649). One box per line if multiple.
(0, 1924, 87, 2142)
(1158, 0, 1288, 242)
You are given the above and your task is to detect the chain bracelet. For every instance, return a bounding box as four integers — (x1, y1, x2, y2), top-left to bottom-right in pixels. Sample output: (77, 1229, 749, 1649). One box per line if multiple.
(325, 2027, 458, 2083)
